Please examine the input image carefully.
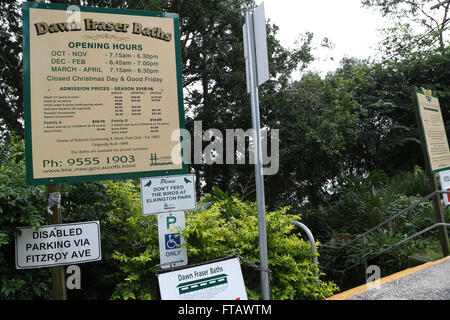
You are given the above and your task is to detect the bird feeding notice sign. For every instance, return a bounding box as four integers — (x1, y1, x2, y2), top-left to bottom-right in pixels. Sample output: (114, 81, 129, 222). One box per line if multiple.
(157, 257, 248, 300)
(15, 221, 101, 269)
(140, 174, 196, 215)
(22, 2, 187, 185)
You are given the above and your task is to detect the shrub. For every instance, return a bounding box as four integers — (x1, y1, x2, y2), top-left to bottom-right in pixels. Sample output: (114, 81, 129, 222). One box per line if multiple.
(109, 187, 339, 300)
(311, 166, 447, 286)
(0, 136, 338, 300)
(0, 136, 125, 299)
(0, 135, 51, 299)
(105, 180, 160, 300)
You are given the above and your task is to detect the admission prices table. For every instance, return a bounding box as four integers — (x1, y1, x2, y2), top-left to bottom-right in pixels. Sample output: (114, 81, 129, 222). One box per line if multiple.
(23, 2, 187, 184)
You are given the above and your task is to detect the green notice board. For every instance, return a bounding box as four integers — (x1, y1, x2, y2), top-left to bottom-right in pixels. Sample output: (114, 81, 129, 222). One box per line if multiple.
(23, 2, 187, 185)
(414, 88, 450, 174)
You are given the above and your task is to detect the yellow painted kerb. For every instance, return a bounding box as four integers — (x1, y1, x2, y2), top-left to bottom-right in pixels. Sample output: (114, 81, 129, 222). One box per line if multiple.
(327, 256, 450, 300)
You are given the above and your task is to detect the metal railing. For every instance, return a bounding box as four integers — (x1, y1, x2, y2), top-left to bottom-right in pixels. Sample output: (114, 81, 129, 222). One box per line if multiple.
(291, 221, 319, 278)
(317, 190, 450, 281)
(291, 221, 318, 265)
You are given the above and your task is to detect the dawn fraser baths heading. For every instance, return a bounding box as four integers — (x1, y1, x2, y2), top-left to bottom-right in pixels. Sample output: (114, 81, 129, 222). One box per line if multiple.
(34, 19, 172, 41)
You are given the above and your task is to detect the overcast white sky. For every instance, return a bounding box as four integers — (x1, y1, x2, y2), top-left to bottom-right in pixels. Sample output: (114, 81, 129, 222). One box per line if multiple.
(262, 0, 390, 75)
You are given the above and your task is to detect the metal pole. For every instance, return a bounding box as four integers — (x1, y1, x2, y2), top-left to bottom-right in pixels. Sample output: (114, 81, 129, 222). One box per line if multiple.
(46, 184, 67, 300)
(245, 11, 270, 300)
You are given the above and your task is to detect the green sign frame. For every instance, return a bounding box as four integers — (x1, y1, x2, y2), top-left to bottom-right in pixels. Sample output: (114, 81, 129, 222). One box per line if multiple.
(22, 2, 188, 185)
(412, 88, 450, 174)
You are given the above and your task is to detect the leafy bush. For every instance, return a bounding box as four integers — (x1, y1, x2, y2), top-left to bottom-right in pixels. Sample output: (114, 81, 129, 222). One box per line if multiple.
(310, 167, 448, 286)
(109, 188, 339, 300)
(0, 136, 125, 299)
(388, 165, 430, 197)
(0, 135, 51, 299)
(0, 136, 338, 300)
(105, 180, 160, 300)
(311, 169, 396, 237)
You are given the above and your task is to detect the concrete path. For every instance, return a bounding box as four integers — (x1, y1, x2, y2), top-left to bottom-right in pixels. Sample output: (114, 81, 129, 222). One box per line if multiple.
(328, 256, 450, 300)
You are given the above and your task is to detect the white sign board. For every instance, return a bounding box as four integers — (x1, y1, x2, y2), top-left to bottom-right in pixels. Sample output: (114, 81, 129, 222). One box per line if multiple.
(158, 211, 188, 268)
(243, 1, 269, 93)
(16, 221, 101, 269)
(158, 257, 248, 300)
(140, 174, 196, 215)
(439, 170, 450, 206)
(253, 2, 269, 87)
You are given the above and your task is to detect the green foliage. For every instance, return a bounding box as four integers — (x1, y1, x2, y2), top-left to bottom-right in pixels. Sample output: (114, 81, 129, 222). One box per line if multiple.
(183, 189, 338, 300)
(0, 135, 51, 299)
(363, 228, 417, 270)
(388, 165, 431, 197)
(264, 71, 362, 207)
(312, 169, 397, 236)
(361, 0, 449, 52)
(104, 180, 160, 300)
(0, 1, 24, 136)
(0, 135, 46, 232)
(415, 239, 445, 261)
(320, 47, 450, 176)
(107, 187, 338, 300)
(310, 166, 445, 280)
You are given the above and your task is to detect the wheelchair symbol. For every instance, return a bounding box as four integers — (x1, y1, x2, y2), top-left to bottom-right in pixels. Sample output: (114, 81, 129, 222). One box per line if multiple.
(165, 233, 181, 250)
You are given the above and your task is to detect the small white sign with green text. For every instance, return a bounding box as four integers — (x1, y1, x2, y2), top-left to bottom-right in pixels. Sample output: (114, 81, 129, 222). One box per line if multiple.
(158, 257, 247, 300)
(140, 174, 196, 215)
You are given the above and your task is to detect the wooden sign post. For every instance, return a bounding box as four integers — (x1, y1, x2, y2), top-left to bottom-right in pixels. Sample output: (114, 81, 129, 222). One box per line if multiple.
(46, 184, 67, 300)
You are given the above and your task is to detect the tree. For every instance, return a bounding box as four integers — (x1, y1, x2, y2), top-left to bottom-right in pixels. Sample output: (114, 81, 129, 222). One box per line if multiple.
(177, 0, 314, 196)
(259, 69, 363, 208)
(0, 1, 24, 137)
(319, 46, 450, 178)
(362, 0, 450, 53)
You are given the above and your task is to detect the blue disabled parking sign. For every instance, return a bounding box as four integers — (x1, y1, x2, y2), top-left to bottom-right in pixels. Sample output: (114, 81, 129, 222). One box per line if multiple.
(158, 211, 188, 268)
(165, 233, 181, 250)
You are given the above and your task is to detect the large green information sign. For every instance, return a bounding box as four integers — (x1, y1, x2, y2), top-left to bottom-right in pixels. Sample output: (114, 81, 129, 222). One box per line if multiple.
(23, 2, 187, 185)
(414, 88, 450, 174)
